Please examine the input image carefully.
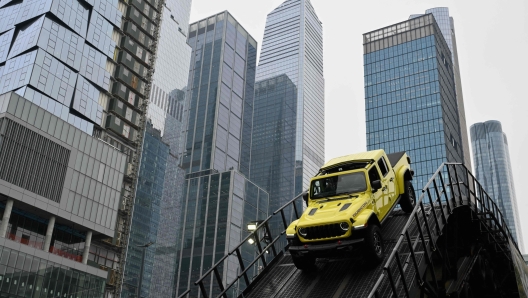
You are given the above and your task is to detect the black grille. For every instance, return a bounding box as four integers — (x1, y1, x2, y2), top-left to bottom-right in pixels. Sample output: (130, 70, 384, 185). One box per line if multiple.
(303, 223, 346, 240)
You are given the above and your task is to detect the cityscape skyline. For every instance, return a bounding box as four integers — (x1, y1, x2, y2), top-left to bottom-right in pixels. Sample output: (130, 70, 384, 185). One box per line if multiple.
(0, 1, 525, 297)
(189, 0, 528, 252)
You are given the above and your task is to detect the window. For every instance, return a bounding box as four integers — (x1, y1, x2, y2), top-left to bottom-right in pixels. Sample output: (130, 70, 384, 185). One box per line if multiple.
(310, 172, 367, 199)
(369, 165, 381, 185)
(377, 157, 389, 176)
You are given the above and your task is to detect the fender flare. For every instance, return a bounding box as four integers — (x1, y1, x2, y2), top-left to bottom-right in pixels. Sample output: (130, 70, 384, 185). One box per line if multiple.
(353, 209, 380, 227)
(397, 165, 413, 195)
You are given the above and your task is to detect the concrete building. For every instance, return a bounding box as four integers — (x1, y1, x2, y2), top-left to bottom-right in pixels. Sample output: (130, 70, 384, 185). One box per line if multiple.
(0, 0, 166, 296)
(364, 14, 465, 193)
(470, 120, 524, 252)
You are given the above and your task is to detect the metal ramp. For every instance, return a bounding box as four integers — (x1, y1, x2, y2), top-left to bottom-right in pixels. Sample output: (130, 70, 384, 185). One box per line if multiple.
(244, 210, 414, 298)
(178, 163, 527, 298)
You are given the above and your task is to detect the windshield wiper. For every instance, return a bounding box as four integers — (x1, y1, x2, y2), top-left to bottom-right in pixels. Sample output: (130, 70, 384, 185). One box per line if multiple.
(319, 193, 359, 202)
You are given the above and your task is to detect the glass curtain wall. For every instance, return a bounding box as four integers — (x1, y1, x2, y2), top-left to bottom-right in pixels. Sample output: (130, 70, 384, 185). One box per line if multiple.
(410, 8, 471, 168)
(122, 0, 193, 296)
(470, 121, 524, 251)
(364, 14, 464, 194)
(175, 11, 265, 298)
(255, 0, 325, 197)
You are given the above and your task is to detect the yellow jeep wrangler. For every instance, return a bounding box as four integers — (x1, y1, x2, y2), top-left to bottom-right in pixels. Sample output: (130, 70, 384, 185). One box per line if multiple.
(286, 150, 415, 270)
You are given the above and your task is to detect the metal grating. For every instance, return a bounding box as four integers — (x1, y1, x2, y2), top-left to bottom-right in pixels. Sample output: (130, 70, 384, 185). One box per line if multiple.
(245, 211, 412, 298)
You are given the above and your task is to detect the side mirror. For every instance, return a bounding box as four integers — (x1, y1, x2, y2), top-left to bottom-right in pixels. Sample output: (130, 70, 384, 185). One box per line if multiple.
(302, 191, 309, 205)
(371, 180, 382, 192)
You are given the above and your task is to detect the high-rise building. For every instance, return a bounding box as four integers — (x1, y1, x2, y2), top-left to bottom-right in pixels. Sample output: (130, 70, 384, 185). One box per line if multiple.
(121, 0, 193, 296)
(175, 12, 269, 297)
(0, 0, 167, 297)
(364, 14, 464, 192)
(251, 75, 297, 214)
(470, 121, 523, 252)
(410, 7, 471, 169)
(255, 0, 325, 196)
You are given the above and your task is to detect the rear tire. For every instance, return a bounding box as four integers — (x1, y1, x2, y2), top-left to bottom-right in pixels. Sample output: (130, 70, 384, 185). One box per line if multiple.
(292, 254, 315, 271)
(400, 180, 416, 213)
(364, 225, 384, 265)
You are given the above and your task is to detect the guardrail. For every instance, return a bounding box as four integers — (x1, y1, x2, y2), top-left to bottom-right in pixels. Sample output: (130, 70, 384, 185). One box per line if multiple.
(368, 163, 519, 297)
(177, 192, 305, 298)
(6, 233, 44, 250)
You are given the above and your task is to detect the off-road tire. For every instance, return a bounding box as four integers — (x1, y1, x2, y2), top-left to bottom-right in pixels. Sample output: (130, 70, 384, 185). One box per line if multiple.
(292, 254, 315, 271)
(364, 225, 384, 265)
(400, 180, 416, 213)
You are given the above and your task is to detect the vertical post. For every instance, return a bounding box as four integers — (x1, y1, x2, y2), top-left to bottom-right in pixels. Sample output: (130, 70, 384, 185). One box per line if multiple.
(82, 231, 92, 264)
(0, 199, 13, 237)
(137, 247, 147, 298)
(43, 216, 55, 252)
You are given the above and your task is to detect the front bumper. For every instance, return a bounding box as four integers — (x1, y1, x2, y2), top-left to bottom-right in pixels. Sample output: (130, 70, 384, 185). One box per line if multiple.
(289, 238, 364, 257)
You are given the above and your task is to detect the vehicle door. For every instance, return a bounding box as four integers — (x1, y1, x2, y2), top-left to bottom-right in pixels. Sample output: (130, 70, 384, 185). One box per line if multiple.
(377, 156, 396, 217)
(368, 165, 383, 217)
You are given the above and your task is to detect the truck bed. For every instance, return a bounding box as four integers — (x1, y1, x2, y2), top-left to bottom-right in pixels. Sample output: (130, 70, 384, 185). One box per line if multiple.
(386, 151, 406, 168)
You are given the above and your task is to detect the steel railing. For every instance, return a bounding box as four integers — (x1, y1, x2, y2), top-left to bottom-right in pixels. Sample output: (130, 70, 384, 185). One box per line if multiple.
(368, 163, 520, 297)
(178, 163, 520, 298)
(177, 192, 305, 298)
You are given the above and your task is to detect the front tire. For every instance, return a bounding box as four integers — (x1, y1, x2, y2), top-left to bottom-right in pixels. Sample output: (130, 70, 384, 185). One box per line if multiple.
(364, 225, 384, 264)
(292, 254, 315, 271)
(399, 180, 416, 213)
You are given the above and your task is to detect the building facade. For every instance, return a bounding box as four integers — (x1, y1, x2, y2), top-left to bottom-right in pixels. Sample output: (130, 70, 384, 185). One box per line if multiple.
(250, 75, 297, 214)
(470, 121, 523, 252)
(121, 0, 193, 296)
(255, 0, 325, 197)
(175, 12, 269, 297)
(364, 14, 464, 193)
(0, 0, 166, 296)
(410, 7, 471, 169)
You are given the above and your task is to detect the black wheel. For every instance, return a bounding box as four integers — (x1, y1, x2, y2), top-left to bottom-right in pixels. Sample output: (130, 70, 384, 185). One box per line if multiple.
(364, 225, 384, 264)
(292, 254, 315, 271)
(400, 180, 416, 213)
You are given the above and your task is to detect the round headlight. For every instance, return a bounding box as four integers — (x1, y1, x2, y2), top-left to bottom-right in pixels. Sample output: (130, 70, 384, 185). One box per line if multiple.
(340, 222, 349, 231)
(298, 227, 308, 237)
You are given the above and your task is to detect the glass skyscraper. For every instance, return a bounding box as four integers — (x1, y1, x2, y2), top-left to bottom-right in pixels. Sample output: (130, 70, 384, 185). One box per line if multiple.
(122, 0, 193, 296)
(470, 121, 523, 252)
(364, 14, 464, 192)
(175, 12, 269, 297)
(410, 8, 471, 169)
(251, 75, 297, 212)
(255, 0, 325, 196)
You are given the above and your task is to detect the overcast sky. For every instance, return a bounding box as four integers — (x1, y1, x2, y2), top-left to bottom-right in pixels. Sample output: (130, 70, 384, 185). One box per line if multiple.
(189, 0, 528, 251)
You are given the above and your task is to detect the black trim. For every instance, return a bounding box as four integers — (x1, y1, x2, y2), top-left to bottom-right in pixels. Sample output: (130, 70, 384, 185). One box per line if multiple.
(386, 151, 406, 168)
(289, 238, 364, 256)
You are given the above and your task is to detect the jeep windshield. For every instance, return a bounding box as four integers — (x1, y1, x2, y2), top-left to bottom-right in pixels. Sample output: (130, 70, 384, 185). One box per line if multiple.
(310, 172, 367, 199)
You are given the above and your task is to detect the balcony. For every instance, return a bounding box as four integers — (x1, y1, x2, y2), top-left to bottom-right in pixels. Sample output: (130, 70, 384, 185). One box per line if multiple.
(6, 233, 44, 250)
